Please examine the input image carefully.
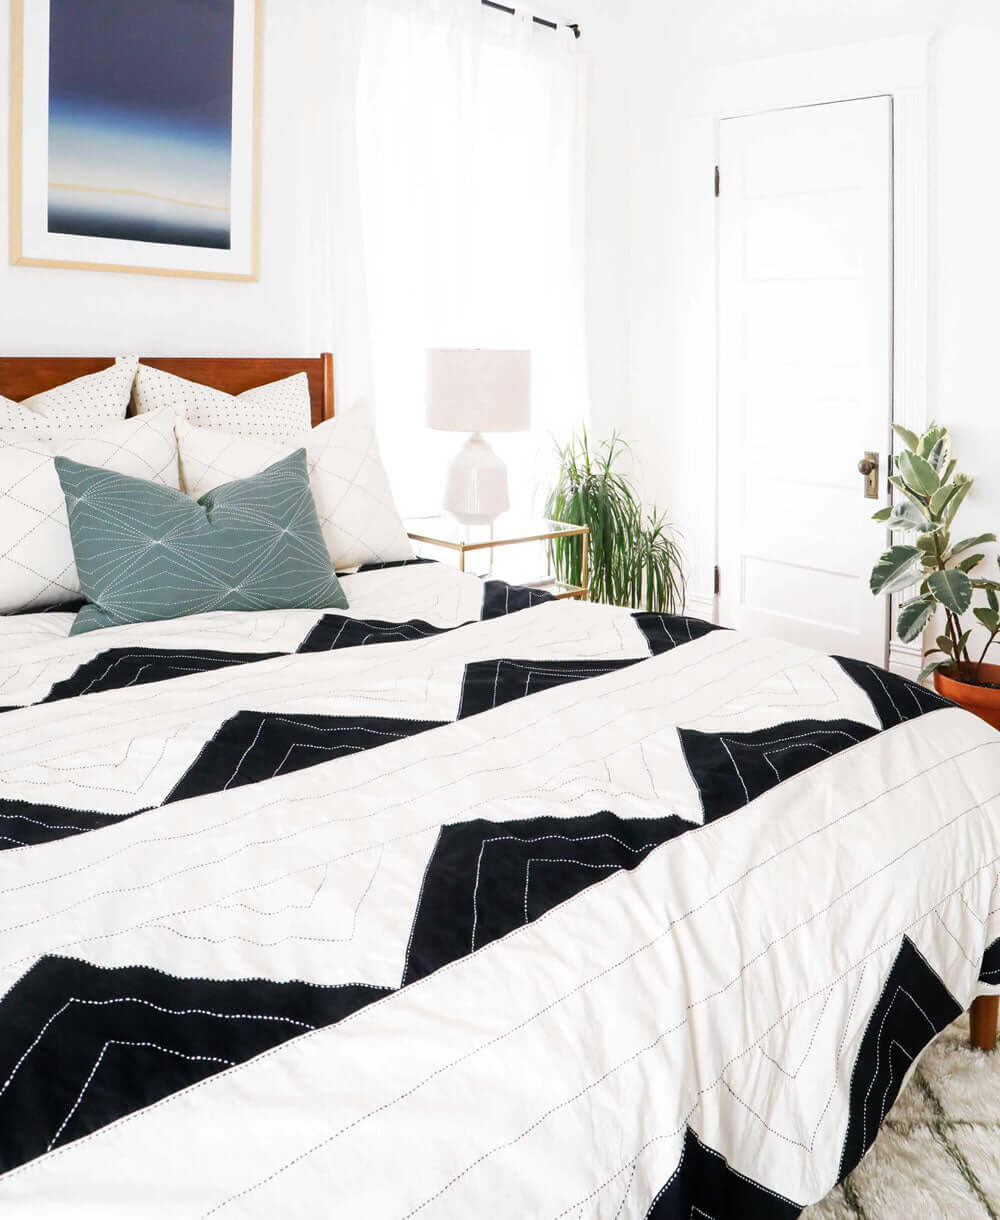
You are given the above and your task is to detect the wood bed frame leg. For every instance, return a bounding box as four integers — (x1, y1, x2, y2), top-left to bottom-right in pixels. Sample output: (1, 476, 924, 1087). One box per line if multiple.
(970, 996, 999, 1051)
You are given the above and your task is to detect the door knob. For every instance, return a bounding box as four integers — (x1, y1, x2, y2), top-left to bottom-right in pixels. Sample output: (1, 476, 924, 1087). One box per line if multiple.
(858, 451, 879, 499)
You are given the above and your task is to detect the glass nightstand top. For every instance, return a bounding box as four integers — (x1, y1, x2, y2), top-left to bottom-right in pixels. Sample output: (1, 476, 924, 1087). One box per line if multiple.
(405, 516, 587, 551)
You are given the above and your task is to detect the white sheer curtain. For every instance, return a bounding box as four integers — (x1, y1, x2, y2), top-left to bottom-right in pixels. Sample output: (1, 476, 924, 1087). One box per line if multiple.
(309, 0, 589, 519)
(301, 1, 374, 419)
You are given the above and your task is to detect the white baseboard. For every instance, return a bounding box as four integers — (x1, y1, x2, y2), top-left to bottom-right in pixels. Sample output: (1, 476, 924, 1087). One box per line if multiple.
(889, 640, 924, 683)
(686, 592, 718, 624)
(683, 592, 923, 680)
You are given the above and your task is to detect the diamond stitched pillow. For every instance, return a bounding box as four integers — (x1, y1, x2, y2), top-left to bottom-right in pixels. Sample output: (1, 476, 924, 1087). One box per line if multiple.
(56, 449, 348, 635)
(0, 408, 179, 614)
(0, 356, 138, 438)
(175, 409, 414, 570)
(132, 364, 311, 443)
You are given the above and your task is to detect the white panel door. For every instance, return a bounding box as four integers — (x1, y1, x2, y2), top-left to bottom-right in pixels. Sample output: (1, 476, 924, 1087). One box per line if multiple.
(717, 96, 892, 663)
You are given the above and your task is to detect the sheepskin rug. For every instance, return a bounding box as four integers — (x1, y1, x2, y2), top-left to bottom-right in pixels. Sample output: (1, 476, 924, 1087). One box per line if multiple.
(804, 1014, 1000, 1219)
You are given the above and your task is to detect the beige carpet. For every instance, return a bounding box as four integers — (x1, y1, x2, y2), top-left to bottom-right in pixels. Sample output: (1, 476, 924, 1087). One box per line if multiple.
(803, 1014, 1000, 1220)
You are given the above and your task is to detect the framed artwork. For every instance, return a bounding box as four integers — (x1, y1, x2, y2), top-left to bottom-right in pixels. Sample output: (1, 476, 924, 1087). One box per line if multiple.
(9, 0, 261, 281)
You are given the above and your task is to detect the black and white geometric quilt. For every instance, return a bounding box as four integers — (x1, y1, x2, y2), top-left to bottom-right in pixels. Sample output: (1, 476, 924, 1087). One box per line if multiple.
(0, 559, 998, 1217)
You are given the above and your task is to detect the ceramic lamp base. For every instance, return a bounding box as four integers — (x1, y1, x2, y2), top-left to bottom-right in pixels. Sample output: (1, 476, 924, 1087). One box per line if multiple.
(443, 432, 509, 525)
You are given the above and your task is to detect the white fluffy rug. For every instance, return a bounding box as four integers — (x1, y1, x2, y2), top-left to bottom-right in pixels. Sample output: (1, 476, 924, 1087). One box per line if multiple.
(803, 1014, 1000, 1219)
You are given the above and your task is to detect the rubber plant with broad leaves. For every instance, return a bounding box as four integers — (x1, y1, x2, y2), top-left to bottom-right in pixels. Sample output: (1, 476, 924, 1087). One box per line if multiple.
(869, 421, 1000, 692)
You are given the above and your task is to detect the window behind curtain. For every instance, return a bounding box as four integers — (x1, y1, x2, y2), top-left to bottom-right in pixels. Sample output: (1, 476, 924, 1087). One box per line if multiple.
(355, 2, 589, 519)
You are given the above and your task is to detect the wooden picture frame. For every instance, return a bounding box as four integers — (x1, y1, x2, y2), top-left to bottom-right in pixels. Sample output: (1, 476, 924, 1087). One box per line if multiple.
(8, 0, 262, 281)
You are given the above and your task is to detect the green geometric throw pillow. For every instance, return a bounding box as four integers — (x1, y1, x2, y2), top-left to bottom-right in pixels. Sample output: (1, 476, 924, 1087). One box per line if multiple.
(55, 448, 348, 635)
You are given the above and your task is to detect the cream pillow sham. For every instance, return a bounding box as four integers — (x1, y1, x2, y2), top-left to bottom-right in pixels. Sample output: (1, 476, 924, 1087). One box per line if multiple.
(176, 409, 414, 571)
(0, 407, 179, 613)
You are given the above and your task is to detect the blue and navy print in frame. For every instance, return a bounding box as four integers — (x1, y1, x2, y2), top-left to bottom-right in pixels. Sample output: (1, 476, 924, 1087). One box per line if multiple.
(12, 0, 260, 278)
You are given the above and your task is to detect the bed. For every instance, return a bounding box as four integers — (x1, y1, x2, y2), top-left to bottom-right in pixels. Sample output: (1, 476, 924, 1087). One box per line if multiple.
(0, 355, 998, 1218)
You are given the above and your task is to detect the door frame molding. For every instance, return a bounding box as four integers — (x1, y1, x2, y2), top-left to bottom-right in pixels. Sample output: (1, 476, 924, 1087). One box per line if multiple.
(698, 36, 929, 678)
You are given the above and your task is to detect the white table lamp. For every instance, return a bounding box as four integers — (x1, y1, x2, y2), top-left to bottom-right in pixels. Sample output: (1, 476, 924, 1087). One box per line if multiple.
(426, 348, 531, 525)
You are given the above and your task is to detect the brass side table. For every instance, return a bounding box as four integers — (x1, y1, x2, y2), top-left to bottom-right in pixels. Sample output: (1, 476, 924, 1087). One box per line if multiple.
(406, 516, 589, 601)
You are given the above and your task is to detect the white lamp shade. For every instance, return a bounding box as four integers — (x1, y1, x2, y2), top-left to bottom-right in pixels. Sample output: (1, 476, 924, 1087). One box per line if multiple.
(425, 348, 531, 433)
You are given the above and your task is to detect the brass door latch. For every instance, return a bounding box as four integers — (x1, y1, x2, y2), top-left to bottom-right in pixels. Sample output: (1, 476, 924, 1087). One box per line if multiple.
(858, 452, 879, 499)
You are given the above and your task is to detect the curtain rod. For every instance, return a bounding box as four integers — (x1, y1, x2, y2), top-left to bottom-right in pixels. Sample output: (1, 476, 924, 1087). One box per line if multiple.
(480, 0, 581, 39)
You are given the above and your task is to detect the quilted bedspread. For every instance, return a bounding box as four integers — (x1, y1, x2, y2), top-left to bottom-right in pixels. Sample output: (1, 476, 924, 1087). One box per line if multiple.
(0, 560, 998, 1217)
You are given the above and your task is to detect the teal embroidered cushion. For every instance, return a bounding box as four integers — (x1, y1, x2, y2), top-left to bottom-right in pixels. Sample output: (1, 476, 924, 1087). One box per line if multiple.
(55, 449, 348, 635)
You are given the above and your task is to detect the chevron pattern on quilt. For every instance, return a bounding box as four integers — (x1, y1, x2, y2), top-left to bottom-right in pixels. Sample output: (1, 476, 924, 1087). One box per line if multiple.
(0, 956, 389, 1174)
(165, 711, 448, 804)
(647, 1126, 802, 1218)
(679, 718, 881, 820)
(833, 655, 953, 727)
(354, 557, 435, 572)
(837, 937, 963, 1183)
(480, 578, 555, 618)
(402, 810, 693, 984)
(0, 800, 129, 850)
(41, 648, 284, 703)
(456, 657, 641, 718)
(633, 610, 728, 654)
(0, 564, 529, 711)
(0, 572, 953, 841)
(979, 937, 1000, 986)
(297, 613, 452, 653)
(0, 558, 995, 1218)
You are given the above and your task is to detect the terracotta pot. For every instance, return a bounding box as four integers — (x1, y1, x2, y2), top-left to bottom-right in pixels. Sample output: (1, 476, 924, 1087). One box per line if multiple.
(934, 662, 1000, 731)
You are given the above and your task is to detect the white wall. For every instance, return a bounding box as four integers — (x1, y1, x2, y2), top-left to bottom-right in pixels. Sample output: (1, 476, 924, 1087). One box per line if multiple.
(0, 0, 635, 536)
(0, 2, 327, 356)
(14, 0, 995, 640)
(620, 0, 1000, 626)
(574, 0, 632, 444)
(0, 0, 631, 390)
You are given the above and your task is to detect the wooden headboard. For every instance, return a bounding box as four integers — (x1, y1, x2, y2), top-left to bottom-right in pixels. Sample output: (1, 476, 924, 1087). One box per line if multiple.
(0, 354, 335, 426)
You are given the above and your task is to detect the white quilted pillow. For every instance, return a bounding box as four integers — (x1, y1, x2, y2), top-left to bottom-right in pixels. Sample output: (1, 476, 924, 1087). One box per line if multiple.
(176, 410, 414, 570)
(132, 364, 311, 443)
(0, 356, 137, 438)
(0, 408, 179, 613)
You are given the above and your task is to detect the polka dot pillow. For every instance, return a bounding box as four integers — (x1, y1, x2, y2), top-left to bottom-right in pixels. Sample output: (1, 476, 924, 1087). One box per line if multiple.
(132, 364, 312, 444)
(0, 356, 137, 438)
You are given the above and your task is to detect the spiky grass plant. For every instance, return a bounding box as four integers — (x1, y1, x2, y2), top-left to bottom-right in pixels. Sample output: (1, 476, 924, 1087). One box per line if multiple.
(545, 428, 685, 612)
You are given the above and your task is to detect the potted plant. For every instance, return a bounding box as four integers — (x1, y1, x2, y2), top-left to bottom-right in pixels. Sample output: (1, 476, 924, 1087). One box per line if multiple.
(546, 428, 685, 612)
(869, 421, 1000, 727)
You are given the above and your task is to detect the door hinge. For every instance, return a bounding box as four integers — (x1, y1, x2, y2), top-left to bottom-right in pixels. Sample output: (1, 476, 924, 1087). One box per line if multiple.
(714, 165, 720, 197)
(714, 565, 721, 596)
